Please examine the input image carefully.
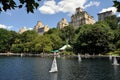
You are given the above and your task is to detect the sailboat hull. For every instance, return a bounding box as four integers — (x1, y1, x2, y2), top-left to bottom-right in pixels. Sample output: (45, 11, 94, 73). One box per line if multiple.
(49, 70, 58, 73)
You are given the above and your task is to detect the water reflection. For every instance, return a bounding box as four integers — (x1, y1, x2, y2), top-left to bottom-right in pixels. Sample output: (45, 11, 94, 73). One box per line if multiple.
(113, 65, 119, 80)
(0, 57, 120, 80)
(113, 65, 118, 72)
(50, 73, 58, 80)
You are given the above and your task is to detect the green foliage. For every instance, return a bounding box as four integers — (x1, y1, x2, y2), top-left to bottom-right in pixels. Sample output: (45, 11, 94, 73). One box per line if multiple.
(49, 34, 63, 50)
(44, 28, 63, 50)
(38, 35, 53, 53)
(113, 29, 120, 41)
(45, 28, 60, 35)
(10, 30, 39, 53)
(65, 47, 73, 52)
(60, 25, 75, 44)
(73, 22, 114, 54)
(113, 0, 120, 12)
(0, 0, 41, 13)
(11, 44, 23, 53)
(0, 28, 17, 52)
(34, 35, 53, 53)
(20, 30, 38, 42)
(61, 51, 74, 55)
(104, 15, 119, 29)
(1, 15, 120, 55)
(108, 50, 120, 56)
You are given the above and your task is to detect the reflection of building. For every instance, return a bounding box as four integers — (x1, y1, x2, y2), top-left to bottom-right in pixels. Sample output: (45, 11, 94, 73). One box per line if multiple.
(19, 27, 27, 34)
(57, 18, 69, 29)
(34, 21, 50, 34)
(70, 7, 95, 29)
(98, 10, 114, 21)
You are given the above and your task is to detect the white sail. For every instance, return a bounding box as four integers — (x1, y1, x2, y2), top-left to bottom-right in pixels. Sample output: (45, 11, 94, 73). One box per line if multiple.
(78, 54, 82, 62)
(112, 57, 119, 65)
(49, 57, 58, 72)
(109, 55, 112, 60)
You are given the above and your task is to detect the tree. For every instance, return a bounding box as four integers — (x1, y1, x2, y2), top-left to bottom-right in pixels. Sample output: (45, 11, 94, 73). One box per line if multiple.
(73, 22, 114, 55)
(113, 29, 120, 49)
(60, 25, 75, 44)
(49, 34, 63, 50)
(20, 30, 38, 42)
(44, 28, 60, 35)
(34, 35, 53, 53)
(0, 0, 41, 13)
(20, 30, 39, 53)
(11, 44, 24, 53)
(113, 0, 120, 12)
(0, 28, 17, 52)
(104, 15, 120, 30)
(44, 28, 63, 50)
(10, 30, 39, 53)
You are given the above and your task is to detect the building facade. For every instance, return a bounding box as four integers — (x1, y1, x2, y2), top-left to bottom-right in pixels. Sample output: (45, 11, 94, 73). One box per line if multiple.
(57, 18, 69, 29)
(34, 21, 50, 34)
(98, 10, 114, 21)
(19, 27, 27, 34)
(70, 7, 95, 29)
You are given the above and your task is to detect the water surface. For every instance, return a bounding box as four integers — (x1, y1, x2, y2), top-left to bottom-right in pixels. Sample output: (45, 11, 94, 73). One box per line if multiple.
(0, 56, 120, 80)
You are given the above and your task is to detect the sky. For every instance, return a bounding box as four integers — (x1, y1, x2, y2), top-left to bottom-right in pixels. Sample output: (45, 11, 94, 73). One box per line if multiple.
(0, 0, 119, 32)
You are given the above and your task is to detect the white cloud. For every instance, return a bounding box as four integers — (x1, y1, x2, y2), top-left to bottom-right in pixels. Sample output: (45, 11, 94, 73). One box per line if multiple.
(28, 27, 33, 30)
(38, 0, 58, 14)
(84, 1, 100, 9)
(38, 0, 100, 15)
(57, 0, 87, 14)
(99, 7, 117, 14)
(0, 24, 13, 29)
(117, 14, 120, 17)
(20, 26, 33, 30)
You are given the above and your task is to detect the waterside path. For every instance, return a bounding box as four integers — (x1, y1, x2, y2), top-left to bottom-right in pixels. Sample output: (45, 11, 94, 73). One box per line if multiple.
(0, 53, 120, 58)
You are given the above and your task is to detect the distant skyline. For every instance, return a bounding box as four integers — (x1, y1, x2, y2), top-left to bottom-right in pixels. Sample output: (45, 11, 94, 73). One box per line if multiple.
(0, 0, 119, 32)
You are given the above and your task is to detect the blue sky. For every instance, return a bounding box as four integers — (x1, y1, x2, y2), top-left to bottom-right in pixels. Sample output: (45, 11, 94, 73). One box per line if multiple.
(0, 0, 119, 32)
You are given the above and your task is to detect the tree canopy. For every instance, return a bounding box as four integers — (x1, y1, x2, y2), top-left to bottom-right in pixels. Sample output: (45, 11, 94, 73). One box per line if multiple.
(0, 0, 41, 13)
(74, 22, 114, 54)
(113, 0, 120, 12)
(1, 15, 120, 55)
(0, 0, 120, 13)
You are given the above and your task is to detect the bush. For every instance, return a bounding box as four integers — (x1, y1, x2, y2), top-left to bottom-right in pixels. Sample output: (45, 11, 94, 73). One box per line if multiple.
(107, 50, 120, 56)
(61, 51, 74, 55)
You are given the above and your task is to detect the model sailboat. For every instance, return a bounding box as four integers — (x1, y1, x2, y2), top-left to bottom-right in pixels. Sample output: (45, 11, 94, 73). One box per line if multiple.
(112, 57, 119, 65)
(49, 57, 58, 73)
(78, 54, 82, 62)
(109, 55, 112, 60)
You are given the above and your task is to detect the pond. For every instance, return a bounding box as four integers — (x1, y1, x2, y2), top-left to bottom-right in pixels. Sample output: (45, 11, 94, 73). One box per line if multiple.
(0, 56, 120, 80)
